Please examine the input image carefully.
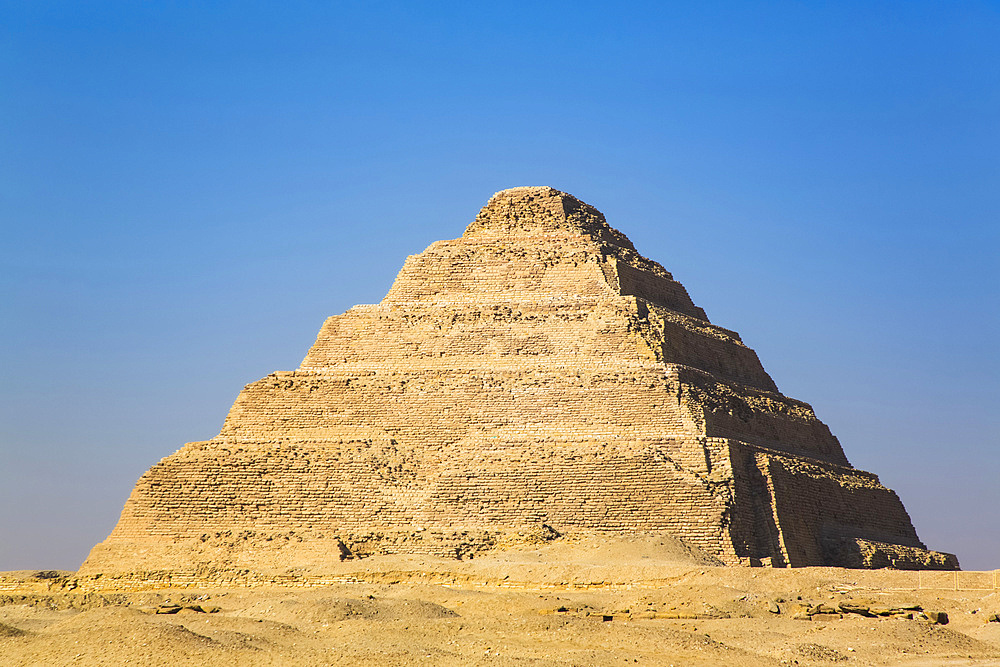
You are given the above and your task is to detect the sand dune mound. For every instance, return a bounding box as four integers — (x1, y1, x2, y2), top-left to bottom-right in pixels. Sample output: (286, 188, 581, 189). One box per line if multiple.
(236, 595, 459, 625)
(47, 606, 216, 643)
(2, 607, 224, 666)
(0, 621, 28, 638)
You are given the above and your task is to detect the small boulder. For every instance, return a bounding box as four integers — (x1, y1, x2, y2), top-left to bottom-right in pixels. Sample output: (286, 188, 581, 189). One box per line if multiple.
(791, 604, 813, 620)
(768, 601, 781, 614)
(839, 603, 873, 617)
(987, 613, 1000, 623)
(813, 604, 838, 615)
(927, 611, 949, 625)
(805, 603, 840, 619)
(155, 604, 182, 615)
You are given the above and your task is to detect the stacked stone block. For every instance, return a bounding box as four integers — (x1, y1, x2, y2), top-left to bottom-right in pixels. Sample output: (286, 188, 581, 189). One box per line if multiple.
(82, 186, 956, 574)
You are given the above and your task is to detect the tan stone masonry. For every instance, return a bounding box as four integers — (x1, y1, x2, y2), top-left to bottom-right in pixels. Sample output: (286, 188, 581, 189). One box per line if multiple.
(82, 186, 957, 575)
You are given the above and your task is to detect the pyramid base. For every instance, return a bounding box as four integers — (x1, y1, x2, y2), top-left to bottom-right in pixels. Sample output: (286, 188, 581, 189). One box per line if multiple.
(80, 437, 957, 576)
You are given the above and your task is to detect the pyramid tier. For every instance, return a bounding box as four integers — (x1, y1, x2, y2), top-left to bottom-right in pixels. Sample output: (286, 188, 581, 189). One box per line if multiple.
(213, 367, 844, 465)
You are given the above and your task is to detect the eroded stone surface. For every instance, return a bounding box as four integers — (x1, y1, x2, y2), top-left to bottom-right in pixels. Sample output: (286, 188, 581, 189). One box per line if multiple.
(82, 187, 957, 576)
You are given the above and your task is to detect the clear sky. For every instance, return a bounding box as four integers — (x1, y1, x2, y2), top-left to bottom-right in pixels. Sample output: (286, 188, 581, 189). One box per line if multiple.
(2, 1, 997, 571)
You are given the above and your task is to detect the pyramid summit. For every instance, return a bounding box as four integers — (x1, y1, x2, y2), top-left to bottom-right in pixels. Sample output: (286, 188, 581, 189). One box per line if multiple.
(82, 187, 956, 577)
(464, 186, 636, 248)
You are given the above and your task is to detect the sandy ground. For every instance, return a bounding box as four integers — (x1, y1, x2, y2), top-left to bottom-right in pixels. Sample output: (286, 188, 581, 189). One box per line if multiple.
(2, 534, 998, 666)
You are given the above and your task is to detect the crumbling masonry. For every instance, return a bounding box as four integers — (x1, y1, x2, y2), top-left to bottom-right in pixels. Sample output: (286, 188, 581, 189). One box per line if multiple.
(83, 187, 957, 574)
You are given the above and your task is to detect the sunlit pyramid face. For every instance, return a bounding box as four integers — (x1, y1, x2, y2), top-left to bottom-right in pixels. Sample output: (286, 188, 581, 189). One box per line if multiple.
(81, 187, 957, 578)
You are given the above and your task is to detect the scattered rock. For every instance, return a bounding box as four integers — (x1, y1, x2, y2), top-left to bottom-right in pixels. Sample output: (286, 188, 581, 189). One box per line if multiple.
(927, 611, 949, 625)
(155, 604, 182, 615)
(540, 523, 561, 541)
(810, 604, 838, 615)
(838, 602, 873, 617)
(792, 604, 813, 620)
(794, 643, 848, 662)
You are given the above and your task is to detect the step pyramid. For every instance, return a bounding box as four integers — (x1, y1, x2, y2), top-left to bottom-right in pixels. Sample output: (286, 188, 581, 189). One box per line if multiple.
(82, 187, 956, 575)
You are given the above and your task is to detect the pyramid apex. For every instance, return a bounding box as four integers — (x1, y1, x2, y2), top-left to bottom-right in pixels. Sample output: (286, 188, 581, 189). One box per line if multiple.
(488, 185, 562, 199)
(464, 186, 635, 249)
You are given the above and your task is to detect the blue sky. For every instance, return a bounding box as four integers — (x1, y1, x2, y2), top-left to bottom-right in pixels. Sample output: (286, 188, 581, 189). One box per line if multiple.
(2, 1, 997, 570)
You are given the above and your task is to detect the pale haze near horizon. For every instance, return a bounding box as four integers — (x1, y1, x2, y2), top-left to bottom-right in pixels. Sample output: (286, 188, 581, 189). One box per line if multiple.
(1, 1, 997, 571)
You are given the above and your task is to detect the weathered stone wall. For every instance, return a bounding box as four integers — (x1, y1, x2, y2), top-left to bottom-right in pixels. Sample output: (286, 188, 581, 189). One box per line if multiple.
(95, 438, 734, 562)
(725, 443, 956, 569)
(82, 186, 955, 575)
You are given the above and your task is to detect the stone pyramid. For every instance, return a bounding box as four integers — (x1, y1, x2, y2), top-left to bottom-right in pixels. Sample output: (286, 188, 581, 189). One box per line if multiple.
(83, 187, 956, 575)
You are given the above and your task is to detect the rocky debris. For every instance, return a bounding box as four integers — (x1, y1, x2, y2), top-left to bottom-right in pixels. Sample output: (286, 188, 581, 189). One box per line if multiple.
(784, 599, 950, 622)
(865, 603, 923, 619)
(155, 603, 182, 614)
(791, 603, 841, 620)
(153, 602, 219, 614)
(838, 602, 874, 616)
(927, 610, 949, 625)
(794, 643, 849, 663)
(332, 537, 354, 561)
(0, 592, 128, 611)
(543, 603, 727, 621)
(152, 600, 216, 614)
(791, 604, 812, 620)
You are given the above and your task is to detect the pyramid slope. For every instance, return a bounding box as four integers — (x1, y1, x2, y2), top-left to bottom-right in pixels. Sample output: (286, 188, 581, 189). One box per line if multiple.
(82, 187, 956, 576)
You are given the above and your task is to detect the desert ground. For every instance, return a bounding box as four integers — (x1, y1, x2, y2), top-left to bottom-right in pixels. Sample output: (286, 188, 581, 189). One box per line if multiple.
(2, 534, 998, 666)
